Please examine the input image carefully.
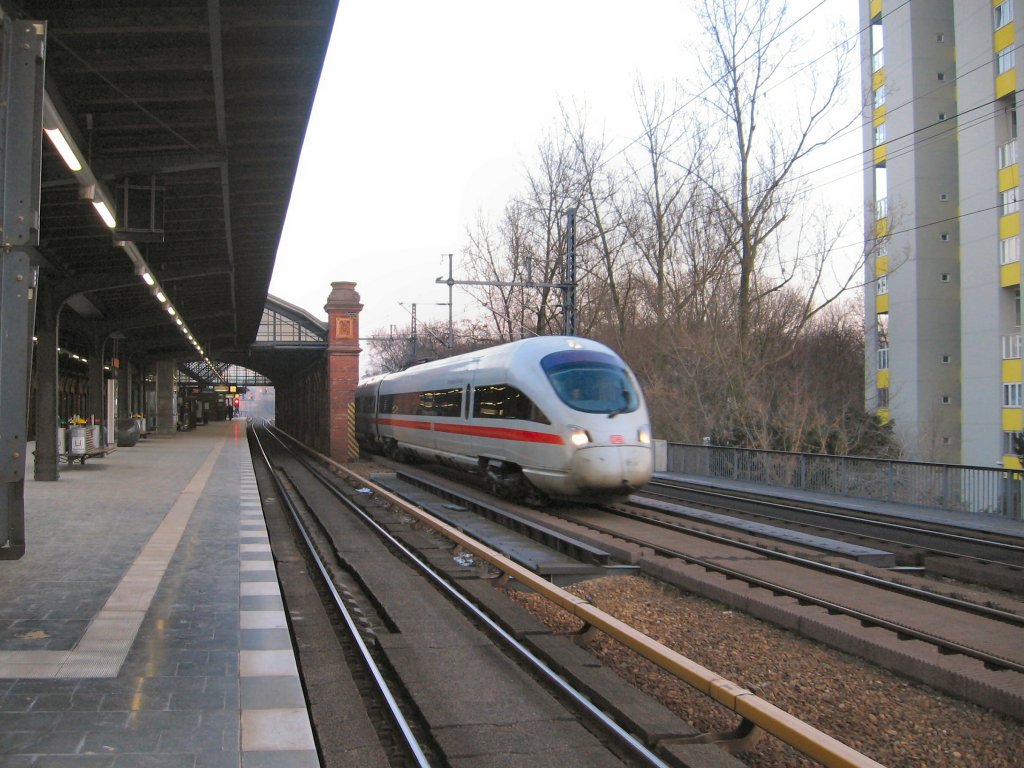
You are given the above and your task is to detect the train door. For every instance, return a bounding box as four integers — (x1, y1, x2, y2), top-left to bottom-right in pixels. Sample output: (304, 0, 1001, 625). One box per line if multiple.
(434, 361, 478, 464)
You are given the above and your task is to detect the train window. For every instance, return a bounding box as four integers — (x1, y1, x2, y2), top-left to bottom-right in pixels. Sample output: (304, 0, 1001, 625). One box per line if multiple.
(541, 350, 641, 416)
(381, 387, 463, 416)
(430, 387, 463, 417)
(472, 384, 550, 424)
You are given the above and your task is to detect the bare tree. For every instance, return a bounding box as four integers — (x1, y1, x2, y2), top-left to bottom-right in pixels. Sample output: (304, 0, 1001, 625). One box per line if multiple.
(560, 104, 640, 346)
(695, 0, 857, 342)
(621, 84, 704, 374)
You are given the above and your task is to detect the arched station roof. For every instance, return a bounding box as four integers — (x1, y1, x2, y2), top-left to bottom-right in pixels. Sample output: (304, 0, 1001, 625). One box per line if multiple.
(209, 294, 328, 386)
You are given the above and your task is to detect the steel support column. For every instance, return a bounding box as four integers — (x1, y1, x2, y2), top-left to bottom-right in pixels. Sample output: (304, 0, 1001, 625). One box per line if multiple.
(32, 301, 58, 482)
(87, 334, 105, 428)
(156, 359, 176, 434)
(0, 13, 44, 557)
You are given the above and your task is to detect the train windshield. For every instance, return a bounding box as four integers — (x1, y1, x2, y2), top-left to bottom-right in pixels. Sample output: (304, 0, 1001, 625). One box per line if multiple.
(540, 350, 640, 415)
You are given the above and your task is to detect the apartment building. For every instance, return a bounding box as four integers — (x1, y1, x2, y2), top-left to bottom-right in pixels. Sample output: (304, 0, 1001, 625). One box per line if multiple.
(863, 0, 1021, 468)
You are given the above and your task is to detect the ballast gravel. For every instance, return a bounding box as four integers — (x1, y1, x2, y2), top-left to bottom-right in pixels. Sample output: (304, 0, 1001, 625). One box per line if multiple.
(504, 574, 1024, 768)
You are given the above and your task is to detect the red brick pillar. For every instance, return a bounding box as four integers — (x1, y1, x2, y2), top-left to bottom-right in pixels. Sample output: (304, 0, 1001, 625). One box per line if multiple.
(325, 281, 362, 463)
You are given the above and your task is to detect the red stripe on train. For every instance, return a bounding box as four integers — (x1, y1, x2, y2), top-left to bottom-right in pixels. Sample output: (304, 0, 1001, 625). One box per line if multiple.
(433, 422, 565, 444)
(376, 418, 564, 445)
(377, 417, 432, 431)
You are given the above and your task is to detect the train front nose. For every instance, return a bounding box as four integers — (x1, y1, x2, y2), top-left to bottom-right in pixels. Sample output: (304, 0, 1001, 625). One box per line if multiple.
(569, 444, 653, 492)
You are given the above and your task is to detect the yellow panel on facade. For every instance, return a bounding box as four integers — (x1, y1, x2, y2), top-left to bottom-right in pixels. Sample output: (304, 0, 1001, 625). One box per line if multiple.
(1003, 408, 1023, 432)
(1000, 212, 1021, 240)
(997, 69, 1016, 99)
(877, 369, 889, 388)
(876, 293, 889, 312)
(875, 255, 888, 276)
(1005, 455, 1023, 470)
(1003, 358, 1022, 382)
(1001, 261, 1021, 287)
(995, 22, 1015, 54)
(870, 0, 882, 20)
(873, 105, 887, 125)
(875, 217, 888, 238)
(872, 68, 885, 92)
(999, 164, 1019, 192)
(873, 144, 887, 165)
(877, 407, 890, 424)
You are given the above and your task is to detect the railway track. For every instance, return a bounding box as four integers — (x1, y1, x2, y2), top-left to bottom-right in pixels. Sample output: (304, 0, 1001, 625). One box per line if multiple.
(384, 464, 1024, 722)
(248, 422, 722, 768)
(644, 478, 1024, 592)
(251, 423, 906, 768)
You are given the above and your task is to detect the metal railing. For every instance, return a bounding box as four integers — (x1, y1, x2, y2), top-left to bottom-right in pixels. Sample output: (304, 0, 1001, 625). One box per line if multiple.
(665, 443, 1024, 520)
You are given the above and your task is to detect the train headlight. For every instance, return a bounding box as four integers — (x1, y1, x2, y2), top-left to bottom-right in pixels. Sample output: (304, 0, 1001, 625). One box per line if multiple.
(568, 426, 591, 447)
(638, 426, 651, 445)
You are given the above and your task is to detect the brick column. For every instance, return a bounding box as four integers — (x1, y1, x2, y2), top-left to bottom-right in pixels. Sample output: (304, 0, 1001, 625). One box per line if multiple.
(324, 281, 362, 463)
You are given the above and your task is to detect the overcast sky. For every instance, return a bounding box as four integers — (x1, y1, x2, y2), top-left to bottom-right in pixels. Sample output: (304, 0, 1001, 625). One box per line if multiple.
(268, 0, 862, 342)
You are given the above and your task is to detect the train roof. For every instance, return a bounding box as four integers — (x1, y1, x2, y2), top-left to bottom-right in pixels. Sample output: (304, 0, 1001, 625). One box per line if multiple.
(361, 336, 626, 387)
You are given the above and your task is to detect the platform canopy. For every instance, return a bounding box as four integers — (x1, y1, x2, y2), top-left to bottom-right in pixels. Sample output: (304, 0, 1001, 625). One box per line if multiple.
(16, 0, 339, 361)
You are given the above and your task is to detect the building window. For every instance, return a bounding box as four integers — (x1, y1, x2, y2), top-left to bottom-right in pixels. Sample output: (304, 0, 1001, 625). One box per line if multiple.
(876, 275, 888, 295)
(996, 1, 1014, 29)
(937, 72, 945, 81)
(940, 233, 949, 241)
(877, 347, 889, 370)
(942, 354, 952, 363)
(1002, 188, 1019, 215)
(875, 197, 888, 219)
(1003, 382, 1022, 407)
(871, 23, 884, 72)
(1003, 334, 1022, 359)
(877, 388, 889, 408)
(874, 124, 886, 146)
(936, 33, 945, 43)
(999, 140, 1017, 168)
(1005, 431, 1024, 456)
(941, 273, 951, 282)
(1001, 236, 1020, 264)
(941, 396, 951, 404)
(998, 47, 1016, 75)
(874, 85, 887, 109)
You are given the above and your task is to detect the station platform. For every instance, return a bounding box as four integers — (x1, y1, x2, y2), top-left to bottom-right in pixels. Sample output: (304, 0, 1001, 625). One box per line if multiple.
(0, 420, 317, 767)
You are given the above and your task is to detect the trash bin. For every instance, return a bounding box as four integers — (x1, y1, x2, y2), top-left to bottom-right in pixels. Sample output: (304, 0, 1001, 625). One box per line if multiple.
(88, 424, 105, 454)
(68, 426, 90, 457)
(116, 418, 140, 447)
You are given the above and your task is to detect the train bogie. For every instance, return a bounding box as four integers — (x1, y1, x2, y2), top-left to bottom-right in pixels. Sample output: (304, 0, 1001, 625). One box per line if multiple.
(355, 336, 653, 501)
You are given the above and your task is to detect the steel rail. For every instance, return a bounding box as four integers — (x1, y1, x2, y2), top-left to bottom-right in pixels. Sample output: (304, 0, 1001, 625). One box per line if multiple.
(648, 478, 1024, 562)
(618, 495, 1024, 627)
(576, 501, 1024, 675)
(250, 426, 432, 768)
(260, 424, 674, 768)
(283, 432, 885, 768)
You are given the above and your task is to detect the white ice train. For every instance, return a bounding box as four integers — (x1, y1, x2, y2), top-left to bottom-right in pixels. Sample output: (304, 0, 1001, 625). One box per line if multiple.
(354, 336, 653, 501)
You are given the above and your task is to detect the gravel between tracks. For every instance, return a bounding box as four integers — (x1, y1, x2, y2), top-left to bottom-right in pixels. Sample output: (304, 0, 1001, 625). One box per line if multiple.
(504, 574, 1023, 768)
